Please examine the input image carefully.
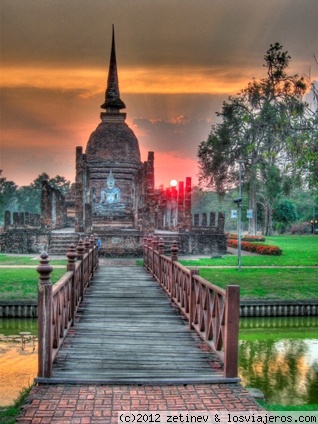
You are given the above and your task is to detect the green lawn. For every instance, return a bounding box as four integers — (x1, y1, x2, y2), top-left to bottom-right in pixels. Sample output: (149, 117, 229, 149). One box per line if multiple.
(0, 268, 67, 301)
(0, 254, 67, 266)
(199, 268, 318, 300)
(257, 402, 318, 411)
(178, 235, 318, 301)
(0, 386, 32, 424)
(179, 235, 318, 267)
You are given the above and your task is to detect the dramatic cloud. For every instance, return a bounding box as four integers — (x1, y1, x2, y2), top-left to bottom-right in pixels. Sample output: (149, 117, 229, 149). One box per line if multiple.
(0, 0, 317, 187)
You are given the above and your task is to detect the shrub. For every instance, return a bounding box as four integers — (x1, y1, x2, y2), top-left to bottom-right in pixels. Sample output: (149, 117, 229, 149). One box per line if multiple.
(242, 235, 266, 242)
(227, 234, 266, 242)
(227, 238, 282, 256)
(290, 222, 312, 235)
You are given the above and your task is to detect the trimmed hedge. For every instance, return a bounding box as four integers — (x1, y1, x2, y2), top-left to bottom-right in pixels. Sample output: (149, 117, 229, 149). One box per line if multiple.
(227, 238, 282, 256)
(227, 233, 266, 242)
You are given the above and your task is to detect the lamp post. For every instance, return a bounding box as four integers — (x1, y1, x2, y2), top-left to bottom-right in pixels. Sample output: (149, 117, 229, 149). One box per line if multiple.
(236, 159, 244, 272)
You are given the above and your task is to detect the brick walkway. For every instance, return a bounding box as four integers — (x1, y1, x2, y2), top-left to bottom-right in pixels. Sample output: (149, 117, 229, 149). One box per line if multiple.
(17, 383, 263, 423)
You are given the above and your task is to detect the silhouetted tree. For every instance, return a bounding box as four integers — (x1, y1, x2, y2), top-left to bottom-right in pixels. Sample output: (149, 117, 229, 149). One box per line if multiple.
(198, 43, 315, 235)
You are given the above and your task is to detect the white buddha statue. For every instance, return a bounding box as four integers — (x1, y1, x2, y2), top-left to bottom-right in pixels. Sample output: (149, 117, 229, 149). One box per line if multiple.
(100, 170, 121, 204)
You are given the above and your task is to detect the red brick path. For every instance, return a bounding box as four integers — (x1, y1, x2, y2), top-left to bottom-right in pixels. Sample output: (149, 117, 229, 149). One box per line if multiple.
(17, 384, 263, 423)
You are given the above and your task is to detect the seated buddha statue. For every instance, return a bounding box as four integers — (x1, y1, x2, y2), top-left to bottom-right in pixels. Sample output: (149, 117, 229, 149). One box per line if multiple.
(100, 170, 121, 205)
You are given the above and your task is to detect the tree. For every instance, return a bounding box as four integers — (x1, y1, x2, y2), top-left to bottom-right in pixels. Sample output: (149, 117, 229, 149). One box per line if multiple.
(198, 43, 312, 235)
(16, 173, 71, 214)
(0, 171, 18, 224)
(273, 199, 297, 233)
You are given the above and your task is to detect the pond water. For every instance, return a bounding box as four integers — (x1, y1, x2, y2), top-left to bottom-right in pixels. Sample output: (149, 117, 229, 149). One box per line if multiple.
(239, 316, 318, 405)
(0, 318, 38, 407)
(0, 316, 317, 407)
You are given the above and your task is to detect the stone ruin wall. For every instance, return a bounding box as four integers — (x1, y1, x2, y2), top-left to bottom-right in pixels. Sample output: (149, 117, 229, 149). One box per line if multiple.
(182, 211, 227, 255)
(1, 181, 66, 254)
(0, 228, 50, 254)
(41, 180, 67, 229)
(97, 231, 143, 257)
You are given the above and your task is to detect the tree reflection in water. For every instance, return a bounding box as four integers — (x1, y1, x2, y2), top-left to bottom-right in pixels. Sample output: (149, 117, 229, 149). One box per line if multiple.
(239, 317, 318, 405)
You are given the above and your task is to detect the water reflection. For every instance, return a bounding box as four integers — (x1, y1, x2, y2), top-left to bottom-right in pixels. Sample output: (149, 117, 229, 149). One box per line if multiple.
(0, 318, 37, 335)
(0, 316, 317, 407)
(0, 319, 38, 407)
(239, 316, 318, 405)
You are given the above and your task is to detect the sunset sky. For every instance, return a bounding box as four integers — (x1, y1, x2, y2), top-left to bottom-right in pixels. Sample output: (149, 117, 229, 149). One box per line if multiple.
(1, 0, 317, 188)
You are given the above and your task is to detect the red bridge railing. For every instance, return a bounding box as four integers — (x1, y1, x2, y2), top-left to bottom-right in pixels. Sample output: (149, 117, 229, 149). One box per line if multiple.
(143, 235, 240, 379)
(37, 235, 99, 378)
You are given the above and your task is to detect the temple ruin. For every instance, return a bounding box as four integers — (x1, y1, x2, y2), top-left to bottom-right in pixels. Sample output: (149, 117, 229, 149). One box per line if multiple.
(1, 27, 226, 256)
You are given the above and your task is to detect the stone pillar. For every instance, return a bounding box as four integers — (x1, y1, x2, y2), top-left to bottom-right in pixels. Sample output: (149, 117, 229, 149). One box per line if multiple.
(184, 177, 192, 230)
(75, 146, 84, 232)
(210, 212, 216, 227)
(19, 212, 25, 226)
(41, 180, 51, 228)
(177, 181, 185, 231)
(25, 212, 30, 226)
(4, 211, 11, 230)
(143, 151, 155, 232)
(84, 203, 92, 230)
(218, 212, 225, 233)
(13, 212, 19, 227)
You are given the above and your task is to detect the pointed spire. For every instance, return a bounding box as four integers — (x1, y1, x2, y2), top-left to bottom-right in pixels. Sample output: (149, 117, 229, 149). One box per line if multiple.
(101, 25, 126, 112)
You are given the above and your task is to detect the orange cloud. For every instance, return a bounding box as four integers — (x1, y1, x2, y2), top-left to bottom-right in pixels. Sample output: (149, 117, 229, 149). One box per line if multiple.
(1, 65, 255, 95)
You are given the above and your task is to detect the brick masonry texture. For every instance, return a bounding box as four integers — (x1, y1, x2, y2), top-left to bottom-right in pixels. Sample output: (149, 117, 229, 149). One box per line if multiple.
(17, 384, 263, 423)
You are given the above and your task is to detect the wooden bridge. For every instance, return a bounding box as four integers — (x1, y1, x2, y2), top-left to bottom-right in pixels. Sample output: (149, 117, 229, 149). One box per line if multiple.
(35, 236, 240, 386)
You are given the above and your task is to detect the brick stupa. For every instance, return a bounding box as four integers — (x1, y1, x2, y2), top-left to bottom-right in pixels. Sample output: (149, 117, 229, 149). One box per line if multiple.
(75, 27, 154, 233)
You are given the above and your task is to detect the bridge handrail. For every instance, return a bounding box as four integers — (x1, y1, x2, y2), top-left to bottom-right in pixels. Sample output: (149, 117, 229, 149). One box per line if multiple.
(143, 238, 239, 378)
(37, 235, 99, 378)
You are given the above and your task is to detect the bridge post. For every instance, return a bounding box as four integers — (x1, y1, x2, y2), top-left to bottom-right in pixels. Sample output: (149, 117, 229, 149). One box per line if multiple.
(84, 237, 90, 253)
(66, 243, 77, 325)
(37, 251, 53, 378)
(224, 285, 240, 378)
(170, 240, 179, 299)
(94, 233, 99, 269)
(152, 236, 158, 278)
(77, 239, 85, 300)
(143, 235, 148, 268)
(158, 237, 164, 255)
(84, 237, 91, 284)
(158, 238, 164, 285)
(147, 235, 153, 272)
(142, 235, 148, 268)
(89, 235, 95, 276)
(189, 268, 199, 329)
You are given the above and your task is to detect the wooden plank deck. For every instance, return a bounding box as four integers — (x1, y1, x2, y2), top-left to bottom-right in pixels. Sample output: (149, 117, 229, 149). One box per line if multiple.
(37, 265, 239, 385)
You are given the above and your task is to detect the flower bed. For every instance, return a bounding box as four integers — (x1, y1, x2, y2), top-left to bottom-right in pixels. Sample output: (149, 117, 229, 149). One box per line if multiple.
(227, 238, 282, 255)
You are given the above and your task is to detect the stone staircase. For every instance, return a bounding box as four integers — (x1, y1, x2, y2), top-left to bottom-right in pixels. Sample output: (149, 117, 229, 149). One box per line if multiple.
(48, 231, 81, 256)
(152, 232, 183, 255)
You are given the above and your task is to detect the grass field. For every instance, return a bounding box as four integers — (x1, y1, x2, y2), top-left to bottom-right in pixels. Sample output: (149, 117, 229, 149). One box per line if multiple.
(179, 235, 318, 267)
(1, 235, 317, 301)
(0, 268, 67, 301)
(178, 235, 318, 301)
(199, 268, 318, 300)
(0, 254, 67, 266)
